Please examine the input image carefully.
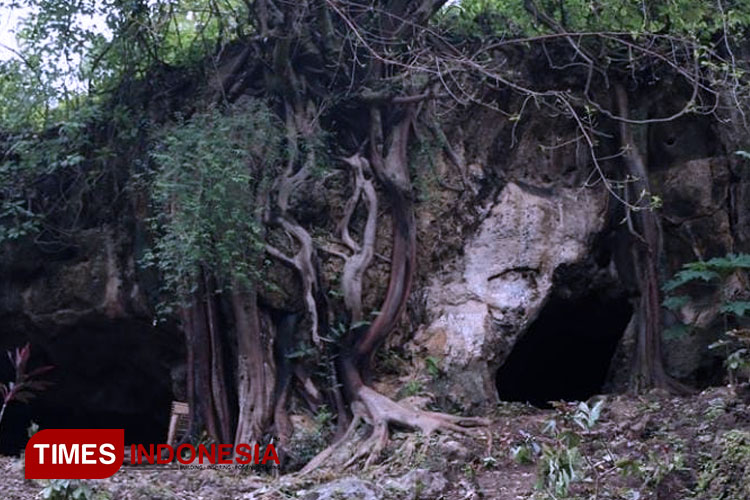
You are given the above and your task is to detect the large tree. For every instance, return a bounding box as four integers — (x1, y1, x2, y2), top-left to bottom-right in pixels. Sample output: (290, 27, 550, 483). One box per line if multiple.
(167, 0, 745, 468)
(157, 0, 494, 467)
(3, 0, 748, 471)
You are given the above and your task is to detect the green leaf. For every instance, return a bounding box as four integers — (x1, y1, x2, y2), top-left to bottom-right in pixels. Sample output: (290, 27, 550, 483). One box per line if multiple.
(425, 356, 442, 378)
(663, 324, 691, 340)
(663, 295, 690, 311)
(663, 269, 721, 291)
(704, 253, 750, 270)
(721, 301, 750, 317)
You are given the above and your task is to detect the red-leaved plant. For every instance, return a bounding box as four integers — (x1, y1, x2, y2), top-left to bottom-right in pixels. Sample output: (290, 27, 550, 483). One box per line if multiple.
(0, 343, 53, 439)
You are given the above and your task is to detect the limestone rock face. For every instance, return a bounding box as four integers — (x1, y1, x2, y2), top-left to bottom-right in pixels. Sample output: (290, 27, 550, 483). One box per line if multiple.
(413, 182, 607, 408)
(655, 157, 749, 381)
(13, 227, 146, 324)
(657, 157, 734, 268)
(0, 225, 180, 453)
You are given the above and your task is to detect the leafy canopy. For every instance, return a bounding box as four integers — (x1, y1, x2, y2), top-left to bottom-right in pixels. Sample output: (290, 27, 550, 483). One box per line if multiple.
(143, 99, 282, 305)
(439, 0, 750, 39)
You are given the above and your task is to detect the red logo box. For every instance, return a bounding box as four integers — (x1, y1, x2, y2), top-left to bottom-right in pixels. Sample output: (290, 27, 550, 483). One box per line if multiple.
(25, 429, 124, 479)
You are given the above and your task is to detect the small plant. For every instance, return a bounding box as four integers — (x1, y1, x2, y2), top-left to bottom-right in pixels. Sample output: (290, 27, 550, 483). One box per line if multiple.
(39, 479, 104, 500)
(535, 400, 605, 498)
(313, 405, 333, 428)
(641, 451, 687, 489)
(424, 356, 442, 379)
(285, 407, 334, 472)
(0, 343, 52, 439)
(708, 329, 750, 385)
(400, 380, 424, 398)
(694, 429, 750, 499)
(537, 418, 581, 497)
(28, 420, 40, 438)
(538, 443, 581, 497)
(511, 444, 535, 465)
(704, 397, 728, 420)
(663, 253, 750, 383)
(510, 430, 541, 465)
(572, 400, 604, 431)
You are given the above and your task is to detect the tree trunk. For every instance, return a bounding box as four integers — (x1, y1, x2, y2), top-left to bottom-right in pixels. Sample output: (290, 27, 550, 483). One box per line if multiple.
(180, 272, 235, 444)
(203, 273, 233, 444)
(615, 84, 686, 393)
(232, 283, 276, 446)
(181, 0, 488, 466)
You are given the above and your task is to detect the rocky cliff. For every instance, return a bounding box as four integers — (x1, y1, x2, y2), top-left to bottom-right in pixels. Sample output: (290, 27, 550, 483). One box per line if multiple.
(1, 86, 749, 452)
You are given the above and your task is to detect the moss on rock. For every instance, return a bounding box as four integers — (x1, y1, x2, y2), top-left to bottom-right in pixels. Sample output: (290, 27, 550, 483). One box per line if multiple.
(694, 430, 750, 500)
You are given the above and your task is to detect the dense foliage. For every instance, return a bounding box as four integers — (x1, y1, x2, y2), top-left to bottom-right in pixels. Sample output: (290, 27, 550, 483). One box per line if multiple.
(143, 100, 281, 305)
(444, 0, 750, 37)
(1, 0, 749, 473)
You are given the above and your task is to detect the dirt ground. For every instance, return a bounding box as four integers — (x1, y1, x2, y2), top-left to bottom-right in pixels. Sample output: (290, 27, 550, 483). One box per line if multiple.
(3, 385, 750, 500)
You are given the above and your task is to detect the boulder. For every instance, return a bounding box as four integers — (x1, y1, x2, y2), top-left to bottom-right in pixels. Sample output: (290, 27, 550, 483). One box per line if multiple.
(300, 477, 382, 500)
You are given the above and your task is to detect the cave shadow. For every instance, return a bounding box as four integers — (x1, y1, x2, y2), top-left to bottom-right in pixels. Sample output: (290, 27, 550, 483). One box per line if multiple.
(496, 292, 632, 408)
(0, 321, 178, 456)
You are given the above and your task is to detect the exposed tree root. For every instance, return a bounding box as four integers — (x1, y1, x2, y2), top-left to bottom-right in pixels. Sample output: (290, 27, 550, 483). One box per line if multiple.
(299, 385, 489, 474)
(339, 153, 378, 323)
(278, 216, 322, 345)
(265, 103, 324, 345)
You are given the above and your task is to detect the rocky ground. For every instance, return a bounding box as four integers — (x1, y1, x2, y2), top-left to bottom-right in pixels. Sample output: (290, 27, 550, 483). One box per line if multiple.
(4, 385, 750, 500)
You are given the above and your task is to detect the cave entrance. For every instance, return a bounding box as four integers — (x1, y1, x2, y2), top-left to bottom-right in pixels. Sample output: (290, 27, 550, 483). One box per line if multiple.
(496, 292, 632, 407)
(0, 320, 179, 456)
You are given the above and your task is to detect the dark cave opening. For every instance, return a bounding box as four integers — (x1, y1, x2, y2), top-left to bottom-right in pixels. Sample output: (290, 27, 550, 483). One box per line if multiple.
(0, 403, 170, 457)
(496, 292, 632, 407)
(0, 321, 178, 456)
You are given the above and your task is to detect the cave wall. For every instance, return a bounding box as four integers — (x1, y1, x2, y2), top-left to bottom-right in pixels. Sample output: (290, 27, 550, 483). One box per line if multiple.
(0, 225, 182, 453)
(406, 99, 750, 409)
(649, 135, 750, 384)
(411, 180, 608, 408)
(1, 85, 749, 436)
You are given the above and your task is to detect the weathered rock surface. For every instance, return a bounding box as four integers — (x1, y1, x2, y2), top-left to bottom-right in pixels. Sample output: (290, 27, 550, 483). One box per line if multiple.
(413, 181, 607, 408)
(383, 468, 449, 499)
(293, 469, 448, 500)
(655, 156, 749, 382)
(299, 477, 382, 500)
(0, 225, 180, 452)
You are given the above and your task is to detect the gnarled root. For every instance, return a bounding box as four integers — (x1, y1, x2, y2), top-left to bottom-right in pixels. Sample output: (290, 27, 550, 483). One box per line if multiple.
(298, 385, 489, 474)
